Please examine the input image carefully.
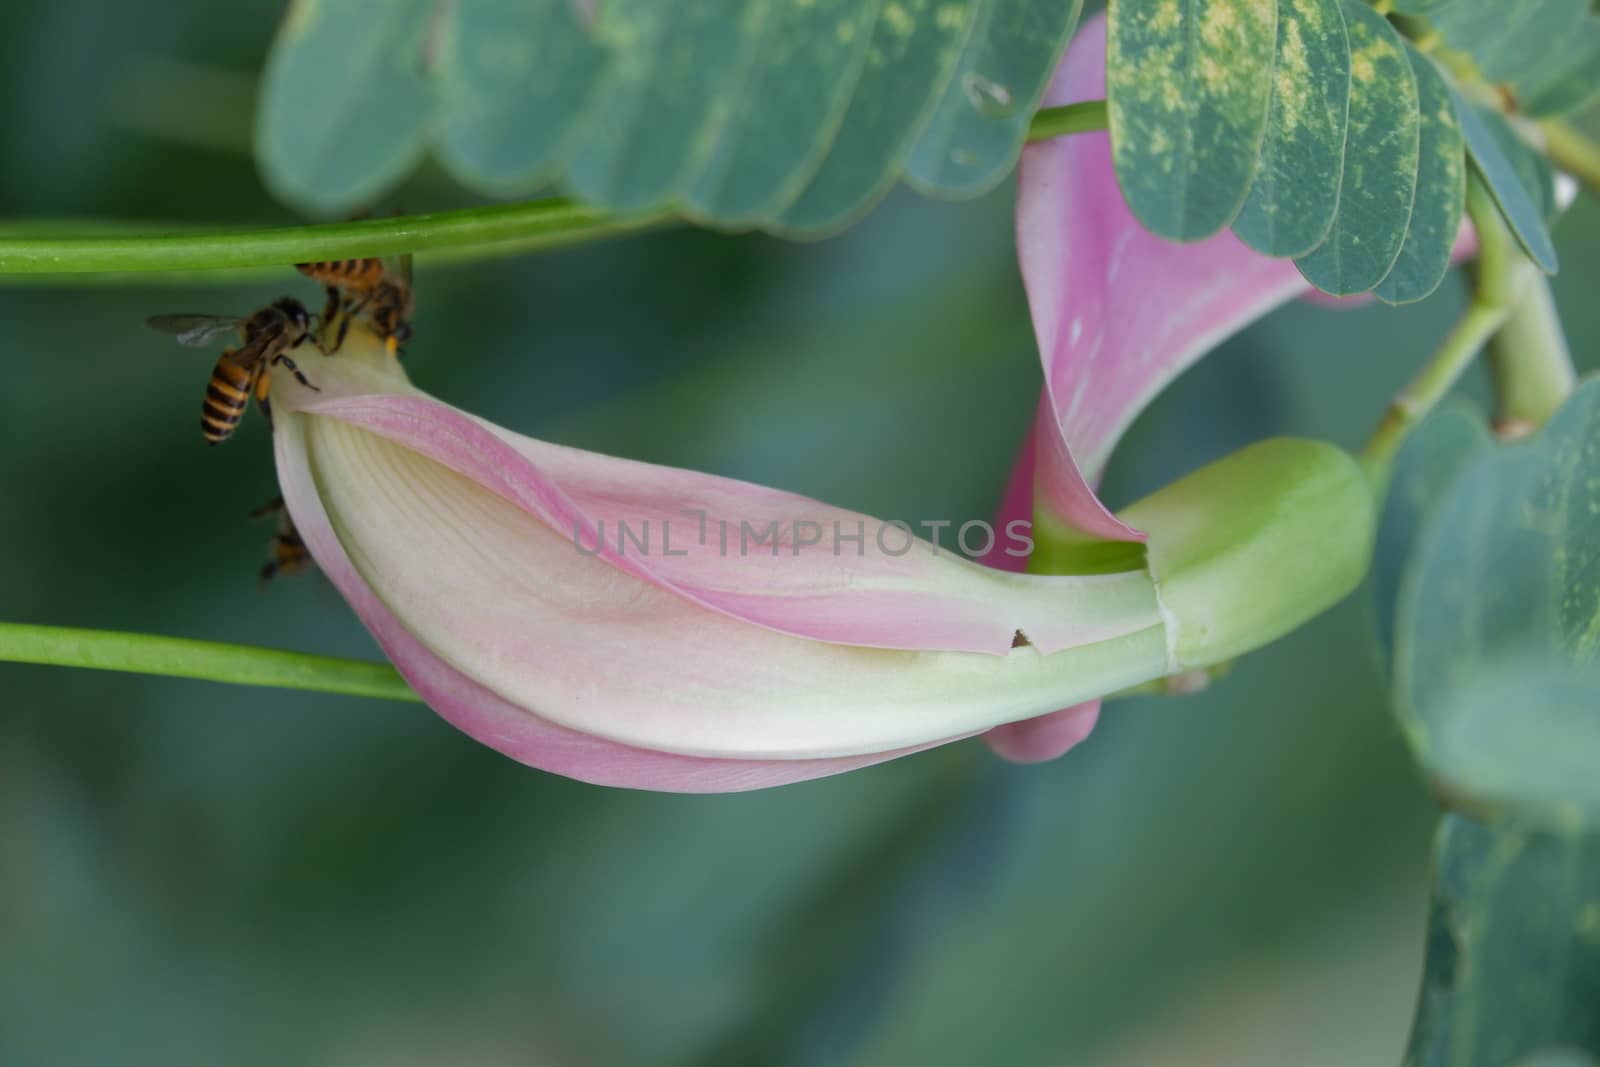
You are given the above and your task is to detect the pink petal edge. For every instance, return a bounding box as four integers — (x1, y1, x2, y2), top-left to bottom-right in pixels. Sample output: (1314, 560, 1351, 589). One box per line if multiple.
(300, 391, 1160, 657)
(975, 425, 1101, 763)
(274, 413, 947, 793)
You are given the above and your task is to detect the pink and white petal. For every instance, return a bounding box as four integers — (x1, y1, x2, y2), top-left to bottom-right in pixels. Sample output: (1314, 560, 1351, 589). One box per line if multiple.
(291, 410, 1174, 760)
(975, 424, 1103, 763)
(1017, 14, 1314, 542)
(294, 374, 1161, 657)
(275, 409, 941, 793)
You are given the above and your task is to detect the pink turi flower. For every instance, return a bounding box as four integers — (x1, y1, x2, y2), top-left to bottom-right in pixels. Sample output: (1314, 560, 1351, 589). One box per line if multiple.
(269, 16, 1373, 792)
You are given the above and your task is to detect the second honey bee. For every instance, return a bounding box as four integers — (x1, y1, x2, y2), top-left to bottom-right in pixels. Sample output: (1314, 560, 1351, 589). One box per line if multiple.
(251, 495, 314, 586)
(147, 297, 322, 445)
(296, 254, 414, 355)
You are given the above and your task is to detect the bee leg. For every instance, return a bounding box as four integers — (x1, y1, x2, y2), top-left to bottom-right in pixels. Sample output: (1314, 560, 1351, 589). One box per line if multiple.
(315, 286, 342, 353)
(333, 291, 374, 351)
(253, 368, 275, 426)
(249, 494, 286, 520)
(258, 560, 280, 589)
(273, 353, 320, 392)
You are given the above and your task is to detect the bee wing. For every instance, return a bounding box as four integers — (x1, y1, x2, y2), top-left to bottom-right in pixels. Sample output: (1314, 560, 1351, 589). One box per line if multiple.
(398, 251, 413, 287)
(146, 314, 243, 347)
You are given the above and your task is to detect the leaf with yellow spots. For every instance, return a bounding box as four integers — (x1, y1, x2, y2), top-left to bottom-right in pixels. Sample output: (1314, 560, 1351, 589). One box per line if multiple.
(1403, 815, 1600, 1067)
(1106, 0, 1278, 241)
(1374, 44, 1464, 305)
(1394, 379, 1600, 831)
(1233, 0, 1351, 258)
(1294, 1, 1419, 296)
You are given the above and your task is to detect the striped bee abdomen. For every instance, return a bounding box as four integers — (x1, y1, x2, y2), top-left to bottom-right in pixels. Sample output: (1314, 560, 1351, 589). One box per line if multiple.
(296, 258, 384, 291)
(202, 353, 254, 445)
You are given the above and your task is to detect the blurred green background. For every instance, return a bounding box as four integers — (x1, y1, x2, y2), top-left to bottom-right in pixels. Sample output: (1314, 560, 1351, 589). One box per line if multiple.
(1, 3, 1597, 1065)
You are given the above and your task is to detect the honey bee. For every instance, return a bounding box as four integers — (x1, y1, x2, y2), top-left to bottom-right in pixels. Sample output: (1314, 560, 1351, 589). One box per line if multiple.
(251, 495, 313, 586)
(147, 297, 322, 444)
(296, 254, 414, 355)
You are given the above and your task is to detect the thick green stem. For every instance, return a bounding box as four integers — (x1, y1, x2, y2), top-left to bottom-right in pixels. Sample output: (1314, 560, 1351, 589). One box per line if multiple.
(1487, 271, 1577, 437)
(0, 100, 1110, 283)
(1541, 118, 1600, 202)
(0, 199, 667, 276)
(1362, 178, 1524, 483)
(0, 622, 418, 702)
(1027, 100, 1108, 142)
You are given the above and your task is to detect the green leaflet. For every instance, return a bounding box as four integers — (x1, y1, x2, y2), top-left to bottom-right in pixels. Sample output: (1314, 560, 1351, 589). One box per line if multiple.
(255, 0, 436, 215)
(1403, 816, 1600, 1067)
(1106, 0, 1277, 242)
(431, 0, 604, 194)
(1519, 17, 1600, 117)
(564, 0, 757, 212)
(1477, 105, 1559, 228)
(1294, 2, 1419, 296)
(682, 0, 882, 223)
(1389, 0, 1457, 12)
(1468, 0, 1586, 85)
(902, 0, 1083, 198)
(1451, 89, 1559, 273)
(1431, 0, 1600, 118)
(1374, 45, 1465, 305)
(777, 0, 980, 233)
(1372, 404, 1492, 673)
(1232, 0, 1351, 258)
(1395, 381, 1600, 831)
(255, 0, 1081, 234)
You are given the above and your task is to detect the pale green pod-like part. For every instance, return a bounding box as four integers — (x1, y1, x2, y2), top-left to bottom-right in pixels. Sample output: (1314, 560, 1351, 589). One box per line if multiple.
(1120, 438, 1376, 671)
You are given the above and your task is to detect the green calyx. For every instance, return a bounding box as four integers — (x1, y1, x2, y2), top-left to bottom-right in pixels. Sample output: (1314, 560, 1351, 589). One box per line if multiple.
(1119, 438, 1375, 671)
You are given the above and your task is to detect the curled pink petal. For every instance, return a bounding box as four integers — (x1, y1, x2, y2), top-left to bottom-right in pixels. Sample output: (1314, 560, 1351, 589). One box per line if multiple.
(983, 703, 1102, 764)
(271, 338, 1178, 774)
(274, 410, 946, 792)
(302, 388, 1159, 657)
(1018, 15, 1315, 542)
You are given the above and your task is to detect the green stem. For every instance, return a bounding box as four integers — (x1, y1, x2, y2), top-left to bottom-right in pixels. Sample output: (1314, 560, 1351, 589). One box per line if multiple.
(1362, 178, 1524, 482)
(1486, 270, 1576, 436)
(0, 622, 419, 702)
(0, 100, 1111, 283)
(1026, 100, 1108, 142)
(1541, 118, 1600, 202)
(0, 199, 668, 276)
